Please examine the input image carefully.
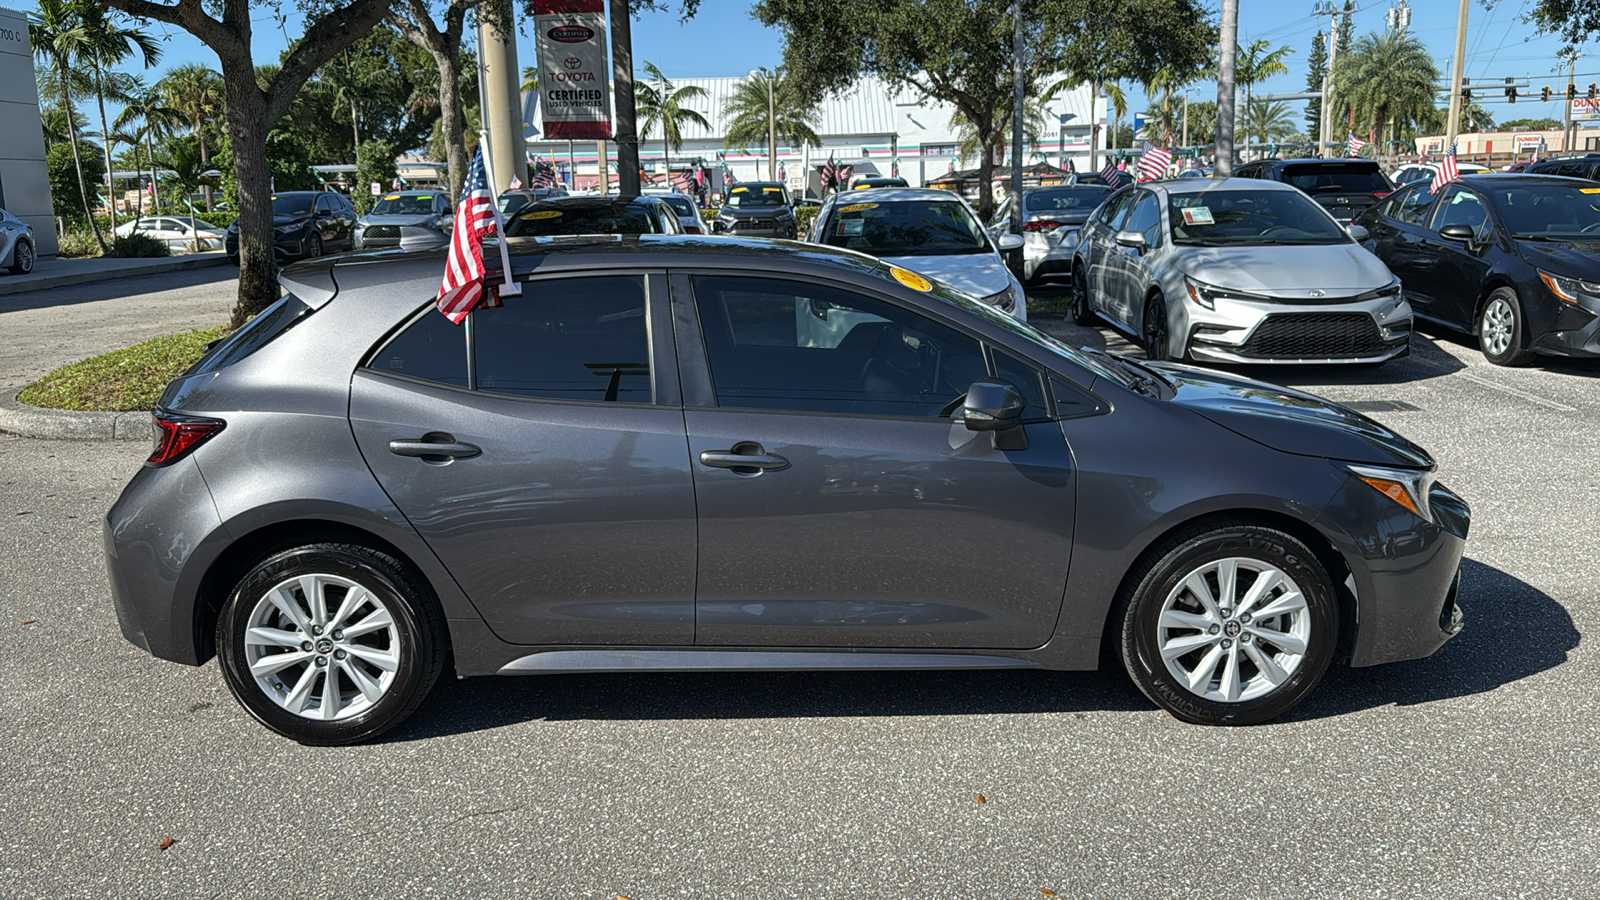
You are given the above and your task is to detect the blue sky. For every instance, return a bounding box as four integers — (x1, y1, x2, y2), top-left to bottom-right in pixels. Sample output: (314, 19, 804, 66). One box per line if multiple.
(22, 0, 1597, 126)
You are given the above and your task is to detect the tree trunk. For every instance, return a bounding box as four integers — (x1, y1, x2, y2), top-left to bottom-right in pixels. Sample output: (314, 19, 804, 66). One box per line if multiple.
(94, 65, 119, 234)
(133, 140, 144, 217)
(976, 118, 997, 220)
(147, 130, 161, 209)
(435, 47, 468, 194)
(220, 59, 279, 327)
(60, 63, 106, 249)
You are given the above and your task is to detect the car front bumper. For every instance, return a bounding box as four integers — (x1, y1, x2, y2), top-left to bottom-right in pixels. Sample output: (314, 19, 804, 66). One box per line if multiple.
(1177, 290, 1413, 365)
(354, 227, 450, 252)
(1531, 300, 1600, 358)
(225, 230, 318, 260)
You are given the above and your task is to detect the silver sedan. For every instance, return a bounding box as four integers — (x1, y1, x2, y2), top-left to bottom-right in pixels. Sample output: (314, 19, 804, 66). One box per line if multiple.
(1, 207, 35, 275)
(1072, 178, 1412, 365)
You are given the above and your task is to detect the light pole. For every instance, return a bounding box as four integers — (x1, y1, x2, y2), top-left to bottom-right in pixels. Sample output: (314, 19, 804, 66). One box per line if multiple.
(1315, 0, 1340, 156)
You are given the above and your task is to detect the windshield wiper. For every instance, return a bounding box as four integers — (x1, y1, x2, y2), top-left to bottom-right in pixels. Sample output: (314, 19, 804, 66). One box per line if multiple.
(1080, 347, 1168, 396)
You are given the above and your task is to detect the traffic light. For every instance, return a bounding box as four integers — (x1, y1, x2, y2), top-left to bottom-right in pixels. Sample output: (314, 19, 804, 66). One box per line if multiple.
(1542, 85, 1552, 102)
(1590, 83, 1597, 99)
(1569, 83, 1579, 100)
(1462, 88, 1472, 102)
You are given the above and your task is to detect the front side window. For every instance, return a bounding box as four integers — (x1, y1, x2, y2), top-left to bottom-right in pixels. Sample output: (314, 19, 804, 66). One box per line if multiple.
(1429, 186, 1490, 238)
(692, 276, 987, 418)
(1124, 192, 1161, 247)
(316, 196, 335, 214)
(472, 275, 651, 402)
(1100, 189, 1137, 229)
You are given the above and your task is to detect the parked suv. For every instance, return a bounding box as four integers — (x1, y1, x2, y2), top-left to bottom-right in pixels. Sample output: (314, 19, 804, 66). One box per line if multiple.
(225, 191, 357, 263)
(1233, 158, 1394, 223)
(711, 182, 798, 238)
(1521, 154, 1600, 181)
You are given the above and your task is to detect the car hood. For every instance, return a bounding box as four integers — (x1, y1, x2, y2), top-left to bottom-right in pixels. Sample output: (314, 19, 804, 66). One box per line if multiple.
(722, 207, 789, 219)
(1516, 238, 1600, 279)
(273, 214, 312, 227)
(1177, 242, 1393, 296)
(1152, 362, 1433, 468)
(879, 253, 1011, 299)
(359, 214, 438, 227)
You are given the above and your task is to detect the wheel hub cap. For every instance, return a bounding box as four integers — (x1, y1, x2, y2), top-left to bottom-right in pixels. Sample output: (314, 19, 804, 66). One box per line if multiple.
(1156, 557, 1311, 704)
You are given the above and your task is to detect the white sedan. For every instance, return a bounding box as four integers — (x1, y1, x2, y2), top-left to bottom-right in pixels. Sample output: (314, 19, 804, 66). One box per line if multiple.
(114, 216, 226, 251)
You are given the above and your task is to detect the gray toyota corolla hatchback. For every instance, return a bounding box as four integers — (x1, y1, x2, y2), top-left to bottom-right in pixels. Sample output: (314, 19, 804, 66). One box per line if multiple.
(105, 236, 1470, 744)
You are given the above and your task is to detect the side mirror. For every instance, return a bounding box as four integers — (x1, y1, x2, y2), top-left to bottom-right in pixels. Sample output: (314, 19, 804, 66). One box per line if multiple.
(712, 220, 728, 234)
(1438, 223, 1475, 243)
(1114, 230, 1147, 250)
(996, 233, 1025, 251)
(1346, 223, 1369, 241)
(961, 381, 1028, 451)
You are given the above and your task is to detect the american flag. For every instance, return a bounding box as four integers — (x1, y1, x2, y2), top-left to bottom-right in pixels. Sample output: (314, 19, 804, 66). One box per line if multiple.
(435, 147, 501, 324)
(1099, 159, 1123, 188)
(1431, 143, 1459, 192)
(1137, 142, 1172, 182)
(531, 159, 558, 189)
(822, 154, 839, 189)
(1347, 133, 1368, 157)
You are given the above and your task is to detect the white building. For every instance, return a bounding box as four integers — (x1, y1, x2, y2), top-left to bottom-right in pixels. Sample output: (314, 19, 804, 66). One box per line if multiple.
(1, 6, 57, 255)
(523, 74, 1106, 197)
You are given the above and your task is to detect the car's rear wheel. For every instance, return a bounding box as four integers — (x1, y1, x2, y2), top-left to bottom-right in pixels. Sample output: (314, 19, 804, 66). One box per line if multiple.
(1072, 264, 1095, 325)
(1117, 522, 1338, 725)
(1479, 287, 1533, 366)
(1143, 293, 1170, 361)
(8, 239, 34, 274)
(216, 543, 446, 745)
(306, 232, 323, 258)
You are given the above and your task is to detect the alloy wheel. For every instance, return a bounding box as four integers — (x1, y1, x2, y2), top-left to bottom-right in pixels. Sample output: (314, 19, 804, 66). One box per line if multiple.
(1481, 297, 1515, 357)
(243, 573, 402, 721)
(16, 241, 33, 273)
(1155, 557, 1311, 704)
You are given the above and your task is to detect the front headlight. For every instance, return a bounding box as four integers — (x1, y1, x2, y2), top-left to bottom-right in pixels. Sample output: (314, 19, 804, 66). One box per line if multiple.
(274, 219, 307, 234)
(980, 288, 1015, 313)
(1537, 269, 1598, 304)
(1343, 463, 1436, 521)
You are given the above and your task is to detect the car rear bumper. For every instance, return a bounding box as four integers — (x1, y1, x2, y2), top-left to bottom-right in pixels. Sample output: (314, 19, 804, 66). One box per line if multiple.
(1022, 230, 1081, 280)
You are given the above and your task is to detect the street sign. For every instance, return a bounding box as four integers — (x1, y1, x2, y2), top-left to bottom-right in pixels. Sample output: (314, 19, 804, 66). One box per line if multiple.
(1571, 98, 1600, 121)
(532, 0, 613, 140)
(1514, 133, 1544, 150)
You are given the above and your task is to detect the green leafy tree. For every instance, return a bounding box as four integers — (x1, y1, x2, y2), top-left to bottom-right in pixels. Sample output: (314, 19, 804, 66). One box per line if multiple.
(159, 64, 225, 211)
(353, 139, 400, 213)
(392, 0, 485, 194)
(754, 0, 1214, 217)
(636, 61, 712, 174)
(47, 140, 106, 223)
(1501, 117, 1561, 130)
(114, 75, 183, 213)
(77, 0, 161, 232)
(1305, 30, 1326, 137)
(1246, 98, 1298, 147)
(722, 68, 822, 157)
(1332, 31, 1440, 155)
(1235, 39, 1293, 144)
(951, 101, 1047, 163)
(30, 0, 108, 247)
(1184, 98, 1217, 145)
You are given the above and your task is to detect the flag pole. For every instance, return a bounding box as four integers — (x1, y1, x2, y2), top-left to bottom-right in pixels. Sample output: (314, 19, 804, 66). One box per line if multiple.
(477, 130, 522, 298)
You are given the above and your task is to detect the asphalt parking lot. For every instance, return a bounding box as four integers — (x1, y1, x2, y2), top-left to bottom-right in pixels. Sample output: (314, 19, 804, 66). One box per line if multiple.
(1, 275, 1598, 897)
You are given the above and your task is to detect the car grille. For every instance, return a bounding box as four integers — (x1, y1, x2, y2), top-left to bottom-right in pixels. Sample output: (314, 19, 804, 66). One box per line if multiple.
(364, 225, 400, 240)
(1240, 313, 1392, 359)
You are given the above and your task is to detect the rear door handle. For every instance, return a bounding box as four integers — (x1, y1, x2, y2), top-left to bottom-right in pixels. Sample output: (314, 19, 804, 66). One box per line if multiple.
(389, 436, 482, 460)
(699, 442, 790, 474)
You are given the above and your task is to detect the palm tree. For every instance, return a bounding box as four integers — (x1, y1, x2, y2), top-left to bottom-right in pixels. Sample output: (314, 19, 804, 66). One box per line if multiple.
(521, 67, 538, 93)
(1332, 31, 1439, 161)
(1044, 76, 1126, 156)
(30, 0, 106, 246)
(115, 75, 182, 213)
(159, 64, 224, 211)
(635, 62, 711, 180)
(1246, 99, 1298, 149)
(951, 102, 1047, 165)
(723, 68, 822, 161)
(1235, 40, 1294, 148)
(77, 1, 160, 231)
(1142, 67, 1190, 147)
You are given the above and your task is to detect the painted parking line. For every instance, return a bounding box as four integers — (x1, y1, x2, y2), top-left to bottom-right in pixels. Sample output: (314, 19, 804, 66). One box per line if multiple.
(1459, 372, 1578, 413)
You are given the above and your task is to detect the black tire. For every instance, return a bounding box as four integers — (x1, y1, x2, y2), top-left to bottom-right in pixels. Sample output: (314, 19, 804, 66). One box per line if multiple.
(1478, 287, 1534, 367)
(1116, 521, 1338, 726)
(7, 239, 34, 275)
(306, 232, 323, 258)
(1143, 293, 1170, 361)
(1072, 263, 1096, 325)
(216, 543, 446, 745)
(227, 252, 239, 267)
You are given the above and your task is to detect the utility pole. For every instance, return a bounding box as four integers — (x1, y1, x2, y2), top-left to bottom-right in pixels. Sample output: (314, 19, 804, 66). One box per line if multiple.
(1563, 57, 1576, 153)
(1182, 91, 1190, 148)
(477, 0, 525, 192)
(1216, 0, 1239, 175)
(1088, 81, 1101, 174)
(1010, 0, 1025, 234)
(1444, 0, 1469, 149)
(766, 69, 777, 180)
(611, 0, 641, 195)
(1315, 0, 1339, 156)
(1385, 0, 1412, 34)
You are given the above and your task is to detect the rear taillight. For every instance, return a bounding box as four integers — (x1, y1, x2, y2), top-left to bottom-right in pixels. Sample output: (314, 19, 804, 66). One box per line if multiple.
(147, 411, 225, 467)
(1023, 220, 1062, 232)
(684, 225, 703, 234)
(1372, 191, 1391, 198)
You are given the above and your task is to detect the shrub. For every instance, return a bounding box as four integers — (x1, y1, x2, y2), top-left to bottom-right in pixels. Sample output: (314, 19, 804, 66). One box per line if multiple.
(56, 231, 102, 259)
(105, 233, 172, 258)
(794, 205, 820, 236)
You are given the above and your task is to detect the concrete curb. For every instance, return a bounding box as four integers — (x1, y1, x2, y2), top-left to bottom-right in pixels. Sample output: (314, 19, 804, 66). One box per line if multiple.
(0, 253, 230, 296)
(0, 390, 147, 442)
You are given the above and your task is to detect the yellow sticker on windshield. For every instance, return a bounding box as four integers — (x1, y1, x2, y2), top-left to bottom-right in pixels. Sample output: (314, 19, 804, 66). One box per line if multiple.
(839, 202, 878, 213)
(763, 187, 782, 192)
(890, 266, 932, 292)
(731, 187, 748, 193)
(523, 210, 563, 220)
(1582, 188, 1600, 194)
(384, 194, 401, 200)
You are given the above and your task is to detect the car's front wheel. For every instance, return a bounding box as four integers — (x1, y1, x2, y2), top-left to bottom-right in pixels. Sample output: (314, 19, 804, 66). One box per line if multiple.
(216, 543, 446, 745)
(7, 239, 33, 275)
(1072, 263, 1095, 325)
(1479, 287, 1533, 366)
(1117, 521, 1338, 725)
(1143, 293, 1171, 361)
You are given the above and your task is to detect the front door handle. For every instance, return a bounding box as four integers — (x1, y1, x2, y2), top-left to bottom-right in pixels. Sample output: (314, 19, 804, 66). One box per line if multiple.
(699, 441, 790, 475)
(389, 434, 482, 462)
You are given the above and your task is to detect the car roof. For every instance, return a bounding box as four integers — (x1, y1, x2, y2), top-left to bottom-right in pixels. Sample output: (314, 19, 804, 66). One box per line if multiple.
(523, 195, 667, 210)
(1253, 158, 1384, 167)
(642, 190, 693, 199)
(828, 187, 963, 203)
(1144, 176, 1303, 196)
(1457, 173, 1594, 186)
(378, 190, 440, 197)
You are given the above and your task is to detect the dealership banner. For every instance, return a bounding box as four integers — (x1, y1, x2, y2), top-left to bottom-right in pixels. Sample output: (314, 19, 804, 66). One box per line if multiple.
(532, 0, 612, 139)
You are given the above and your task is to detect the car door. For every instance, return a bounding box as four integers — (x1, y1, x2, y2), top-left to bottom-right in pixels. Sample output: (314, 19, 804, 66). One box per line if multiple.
(1420, 184, 1496, 329)
(675, 272, 1077, 649)
(1118, 190, 1163, 330)
(1083, 188, 1136, 316)
(348, 271, 699, 645)
(1369, 183, 1442, 313)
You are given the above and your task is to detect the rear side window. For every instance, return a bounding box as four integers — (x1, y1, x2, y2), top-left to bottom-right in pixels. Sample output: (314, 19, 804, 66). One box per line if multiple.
(187, 294, 313, 376)
(1280, 163, 1391, 194)
(368, 310, 468, 387)
(472, 275, 652, 402)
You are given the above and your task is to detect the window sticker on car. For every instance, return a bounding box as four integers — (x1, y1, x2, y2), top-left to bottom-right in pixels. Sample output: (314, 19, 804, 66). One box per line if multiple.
(763, 187, 782, 192)
(384, 194, 401, 200)
(1182, 206, 1215, 225)
(836, 219, 865, 236)
(523, 210, 563, 220)
(731, 187, 748, 193)
(890, 266, 932, 291)
(839, 203, 878, 213)
(1582, 188, 1600, 194)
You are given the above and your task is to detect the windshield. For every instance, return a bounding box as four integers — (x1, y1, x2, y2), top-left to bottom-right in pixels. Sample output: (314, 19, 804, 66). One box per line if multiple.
(371, 195, 436, 216)
(504, 206, 659, 236)
(725, 185, 786, 208)
(1025, 188, 1111, 212)
(1492, 183, 1600, 238)
(1169, 190, 1349, 245)
(271, 195, 315, 217)
(823, 199, 990, 256)
(1280, 163, 1391, 194)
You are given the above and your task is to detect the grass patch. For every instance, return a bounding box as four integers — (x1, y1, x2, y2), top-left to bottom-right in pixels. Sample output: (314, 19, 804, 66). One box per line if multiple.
(17, 325, 230, 412)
